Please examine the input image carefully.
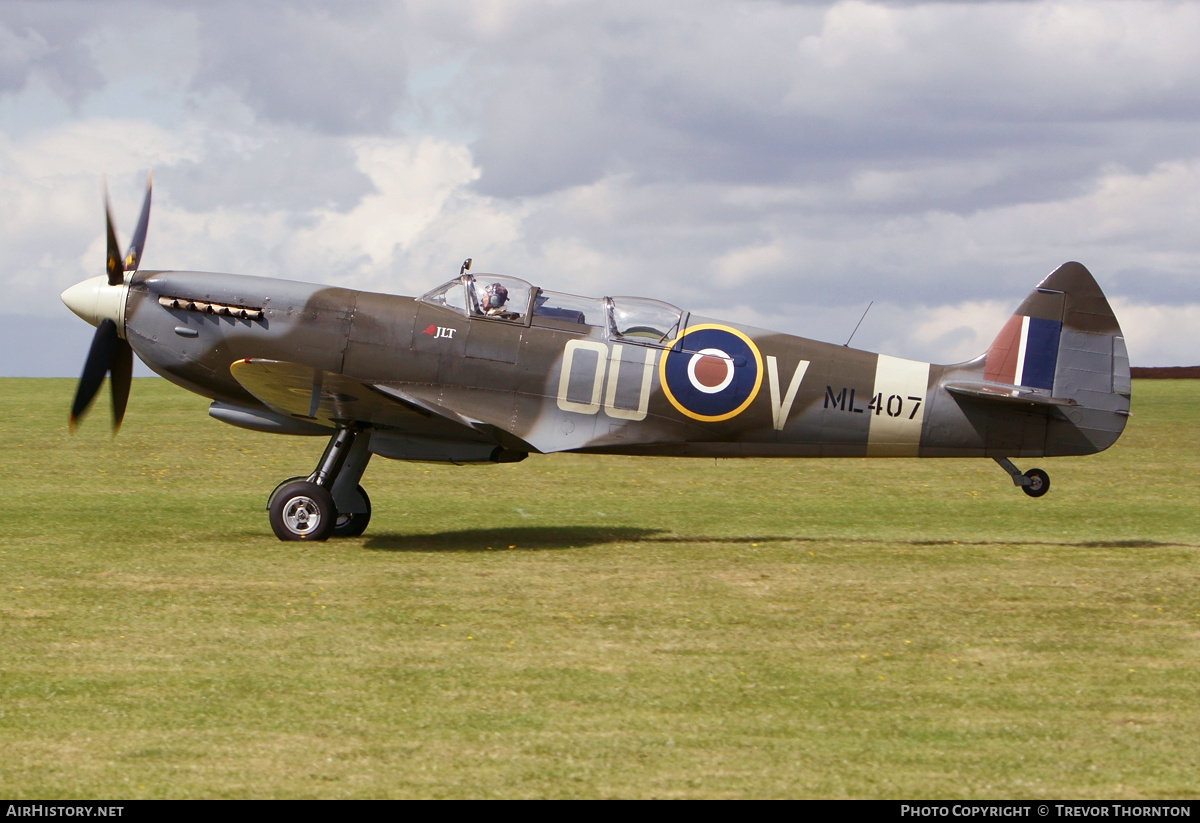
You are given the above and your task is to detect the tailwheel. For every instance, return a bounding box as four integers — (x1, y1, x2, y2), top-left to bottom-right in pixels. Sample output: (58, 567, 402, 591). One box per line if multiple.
(333, 485, 371, 538)
(269, 480, 336, 541)
(1022, 468, 1050, 498)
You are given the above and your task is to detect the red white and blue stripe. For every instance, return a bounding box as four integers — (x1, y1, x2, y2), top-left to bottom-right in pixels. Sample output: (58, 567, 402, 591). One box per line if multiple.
(984, 315, 1062, 390)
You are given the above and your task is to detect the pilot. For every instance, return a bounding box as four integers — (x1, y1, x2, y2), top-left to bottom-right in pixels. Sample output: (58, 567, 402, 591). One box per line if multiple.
(481, 282, 510, 315)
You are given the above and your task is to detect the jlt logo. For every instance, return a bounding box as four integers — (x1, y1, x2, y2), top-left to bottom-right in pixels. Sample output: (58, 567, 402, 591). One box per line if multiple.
(421, 325, 457, 339)
(556, 338, 809, 430)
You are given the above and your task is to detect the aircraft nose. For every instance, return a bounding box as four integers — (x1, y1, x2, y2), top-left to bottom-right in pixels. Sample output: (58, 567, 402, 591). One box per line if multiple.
(61, 275, 128, 332)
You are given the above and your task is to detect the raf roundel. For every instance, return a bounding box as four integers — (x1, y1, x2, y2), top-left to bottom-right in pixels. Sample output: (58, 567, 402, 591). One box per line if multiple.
(659, 324, 764, 422)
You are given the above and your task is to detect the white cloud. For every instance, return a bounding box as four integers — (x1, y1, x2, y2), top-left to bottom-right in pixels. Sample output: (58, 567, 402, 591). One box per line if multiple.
(0, 23, 51, 92)
(1108, 299, 1200, 368)
(4, 0, 1200, 376)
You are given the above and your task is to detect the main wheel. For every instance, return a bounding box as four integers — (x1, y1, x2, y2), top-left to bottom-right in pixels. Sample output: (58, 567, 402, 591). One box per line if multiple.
(269, 480, 336, 541)
(266, 476, 306, 511)
(1022, 468, 1050, 498)
(333, 485, 372, 538)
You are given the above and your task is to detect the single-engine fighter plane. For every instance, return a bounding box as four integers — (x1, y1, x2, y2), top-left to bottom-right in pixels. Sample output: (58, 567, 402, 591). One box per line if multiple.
(62, 176, 1131, 541)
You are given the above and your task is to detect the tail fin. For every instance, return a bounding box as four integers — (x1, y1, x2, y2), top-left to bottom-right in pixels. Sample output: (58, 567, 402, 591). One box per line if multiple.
(979, 262, 1130, 454)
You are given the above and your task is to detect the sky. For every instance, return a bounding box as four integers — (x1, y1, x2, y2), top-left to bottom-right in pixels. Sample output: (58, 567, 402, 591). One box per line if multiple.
(3, 0, 1199, 378)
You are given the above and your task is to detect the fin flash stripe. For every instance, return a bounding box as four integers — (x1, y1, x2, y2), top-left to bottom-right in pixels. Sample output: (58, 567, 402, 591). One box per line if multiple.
(985, 315, 1061, 390)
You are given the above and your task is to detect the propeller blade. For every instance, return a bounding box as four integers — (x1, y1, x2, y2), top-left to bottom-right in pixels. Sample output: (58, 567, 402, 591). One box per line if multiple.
(70, 319, 118, 429)
(123, 171, 152, 272)
(104, 185, 123, 286)
(110, 337, 133, 434)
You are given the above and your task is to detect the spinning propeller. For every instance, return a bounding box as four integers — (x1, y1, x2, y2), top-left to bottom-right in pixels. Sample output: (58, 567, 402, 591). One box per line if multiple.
(65, 172, 152, 433)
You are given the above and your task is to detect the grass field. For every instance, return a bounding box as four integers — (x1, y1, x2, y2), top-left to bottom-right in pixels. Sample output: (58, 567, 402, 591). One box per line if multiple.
(1, 378, 1197, 799)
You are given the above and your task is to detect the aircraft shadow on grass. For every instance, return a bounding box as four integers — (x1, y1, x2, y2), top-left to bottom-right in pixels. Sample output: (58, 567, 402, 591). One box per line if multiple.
(363, 530, 1192, 552)
(363, 526, 667, 552)
(362, 530, 832, 552)
(903, 538, 1190, 548)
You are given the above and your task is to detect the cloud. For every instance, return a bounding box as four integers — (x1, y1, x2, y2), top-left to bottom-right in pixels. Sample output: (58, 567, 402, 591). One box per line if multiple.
(0, 4, 105, 102)
(0, 22, 51, 94)
(166, 128, 375, 214)
(191, 2, 413, 135)
(452, 0, 1200, 203)
(1108, 299, 1200, 368)
(3, 0, 1200, 374)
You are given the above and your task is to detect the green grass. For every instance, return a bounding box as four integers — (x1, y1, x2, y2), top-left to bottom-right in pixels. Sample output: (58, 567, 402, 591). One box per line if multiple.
(0, 378, 1197, 798)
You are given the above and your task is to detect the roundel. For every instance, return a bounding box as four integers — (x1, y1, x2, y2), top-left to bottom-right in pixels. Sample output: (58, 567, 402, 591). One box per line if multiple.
(659, 324, 763, 422)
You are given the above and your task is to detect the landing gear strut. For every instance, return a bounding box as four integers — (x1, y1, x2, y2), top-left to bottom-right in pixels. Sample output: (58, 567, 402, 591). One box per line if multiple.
(267, 427, 374, 541)
(994, 457, 1050, 498)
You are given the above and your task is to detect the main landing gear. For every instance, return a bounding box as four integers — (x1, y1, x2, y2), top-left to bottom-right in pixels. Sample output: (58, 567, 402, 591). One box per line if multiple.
(994, 457, 1050, 498)
(267, 427, 374, 541)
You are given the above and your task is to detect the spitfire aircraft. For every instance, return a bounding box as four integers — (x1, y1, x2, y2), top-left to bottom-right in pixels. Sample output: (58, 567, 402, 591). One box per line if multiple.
(62, 176, 1131, 541)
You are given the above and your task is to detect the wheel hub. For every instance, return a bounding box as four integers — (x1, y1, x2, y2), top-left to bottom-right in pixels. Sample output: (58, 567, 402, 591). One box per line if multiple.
(283, 496, 322, 534)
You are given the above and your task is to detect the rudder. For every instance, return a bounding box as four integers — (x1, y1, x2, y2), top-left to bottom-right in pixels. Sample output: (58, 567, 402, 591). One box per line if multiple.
(982, 262, 1130, 454)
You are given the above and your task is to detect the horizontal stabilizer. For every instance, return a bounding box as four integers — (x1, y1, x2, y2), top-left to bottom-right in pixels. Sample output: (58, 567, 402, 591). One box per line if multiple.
(944, 381, 1077, 410)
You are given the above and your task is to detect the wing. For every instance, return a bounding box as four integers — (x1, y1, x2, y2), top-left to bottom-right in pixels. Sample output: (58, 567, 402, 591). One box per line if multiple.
(228, 359, 536, 453)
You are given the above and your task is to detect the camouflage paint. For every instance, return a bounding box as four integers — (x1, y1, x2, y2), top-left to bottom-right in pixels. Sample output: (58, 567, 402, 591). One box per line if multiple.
(116, 262, 1128, 467)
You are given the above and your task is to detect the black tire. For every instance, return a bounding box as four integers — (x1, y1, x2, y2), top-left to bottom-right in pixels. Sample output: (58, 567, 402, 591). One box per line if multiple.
(333, 485, 371, 538)
(266, 476, 306, 511)
(268, 480, 336, 541)
(1022, 468, 1050, 498)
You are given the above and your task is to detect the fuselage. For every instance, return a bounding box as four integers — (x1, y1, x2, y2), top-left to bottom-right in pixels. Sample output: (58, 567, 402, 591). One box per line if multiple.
(83, 267, 1129, 462)
(63, 175, 1127, 540)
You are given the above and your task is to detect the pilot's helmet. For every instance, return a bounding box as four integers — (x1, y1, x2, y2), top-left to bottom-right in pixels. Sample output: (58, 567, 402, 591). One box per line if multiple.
(482, 282, 509, 310)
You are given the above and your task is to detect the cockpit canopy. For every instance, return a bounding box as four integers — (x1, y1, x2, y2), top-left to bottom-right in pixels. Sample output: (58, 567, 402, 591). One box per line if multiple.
(606, 296, 683, 345)
(420, 274, 532, 320)
(419, 274, 685, 346)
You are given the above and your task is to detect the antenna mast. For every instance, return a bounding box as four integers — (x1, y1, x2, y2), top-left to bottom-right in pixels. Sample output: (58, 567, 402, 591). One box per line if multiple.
(843, 301, 874, 347)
